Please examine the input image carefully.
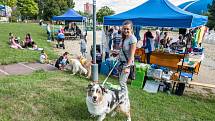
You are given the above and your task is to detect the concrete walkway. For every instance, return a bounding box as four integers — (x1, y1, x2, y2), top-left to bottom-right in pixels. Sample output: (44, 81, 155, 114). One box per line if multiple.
(0, 62, 57, 76)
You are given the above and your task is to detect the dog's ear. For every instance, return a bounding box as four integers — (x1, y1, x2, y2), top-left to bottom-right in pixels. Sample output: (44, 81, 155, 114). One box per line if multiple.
(86, 82, 94, 91)
(100, 85, 107, 94)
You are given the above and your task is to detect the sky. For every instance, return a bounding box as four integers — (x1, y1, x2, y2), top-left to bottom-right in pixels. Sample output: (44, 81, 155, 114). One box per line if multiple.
(73, 0, 191, 14)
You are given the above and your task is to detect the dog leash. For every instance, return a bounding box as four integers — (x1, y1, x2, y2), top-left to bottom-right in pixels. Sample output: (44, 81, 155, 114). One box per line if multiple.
(102, 60, 119, 86)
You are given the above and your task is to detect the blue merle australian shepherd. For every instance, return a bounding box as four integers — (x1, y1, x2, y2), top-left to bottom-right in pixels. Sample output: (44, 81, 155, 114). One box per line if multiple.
(86, 83, 131, 121)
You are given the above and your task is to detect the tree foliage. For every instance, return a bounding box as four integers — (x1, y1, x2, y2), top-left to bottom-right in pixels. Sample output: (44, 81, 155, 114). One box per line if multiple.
(207, 0, 215, 29)
(0, 0, 17, 7)
(0, 0, 75, 21)
(77, 10, 92, 19)
(16, 0, 39, 19)
(38, 0, 75, 21)
(96, 6, 115, 23)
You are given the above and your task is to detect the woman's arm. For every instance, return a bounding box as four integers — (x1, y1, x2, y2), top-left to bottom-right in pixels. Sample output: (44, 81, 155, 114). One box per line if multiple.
(128, 43, 136, 65)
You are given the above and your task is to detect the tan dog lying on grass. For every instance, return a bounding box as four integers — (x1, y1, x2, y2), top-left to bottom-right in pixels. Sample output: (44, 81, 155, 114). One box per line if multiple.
(77, 56, 92, 79)
(67, 58, 88, 76)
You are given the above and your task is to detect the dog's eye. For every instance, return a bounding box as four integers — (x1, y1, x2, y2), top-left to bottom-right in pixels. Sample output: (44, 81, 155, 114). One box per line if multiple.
(96, 89, 101, 93)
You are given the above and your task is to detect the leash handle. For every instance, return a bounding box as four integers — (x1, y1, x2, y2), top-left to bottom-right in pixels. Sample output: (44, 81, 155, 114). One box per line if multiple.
(102, 60, 119, 86)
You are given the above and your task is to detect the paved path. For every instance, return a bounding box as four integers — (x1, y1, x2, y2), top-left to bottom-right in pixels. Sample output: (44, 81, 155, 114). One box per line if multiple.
(0, 62, 57, 76)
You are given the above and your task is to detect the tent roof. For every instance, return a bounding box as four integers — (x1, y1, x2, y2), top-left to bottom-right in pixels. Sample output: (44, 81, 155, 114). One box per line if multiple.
(0, 5, 5, 10)
(104, 0, 208, 28)
(52, 9, 86, 21)
(178, 0, 213, 15)
(178, 1, 196, 10)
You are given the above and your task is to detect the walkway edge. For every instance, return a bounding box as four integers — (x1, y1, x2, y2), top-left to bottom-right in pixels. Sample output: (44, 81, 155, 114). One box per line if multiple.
(0, 69, 9, 75)
(18, 63, 36, 71)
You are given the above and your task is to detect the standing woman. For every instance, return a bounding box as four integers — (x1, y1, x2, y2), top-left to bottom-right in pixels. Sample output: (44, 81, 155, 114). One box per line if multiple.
(143, 30, 154, 64)
(119, 20, 137, 95)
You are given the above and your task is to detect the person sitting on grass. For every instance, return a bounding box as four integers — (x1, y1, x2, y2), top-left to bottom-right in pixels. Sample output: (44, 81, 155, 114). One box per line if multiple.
(8, 32, 13, 44)
(23, 33, 34, 48)
(55, 52, 69, 70)
(40, 50, 49, 64)
(10, 36, 23, 49)
(29, 41, 43, 51)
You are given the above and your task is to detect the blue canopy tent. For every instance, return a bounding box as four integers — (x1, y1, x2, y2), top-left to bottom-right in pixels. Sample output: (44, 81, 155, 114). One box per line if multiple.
(104, 0, 208, 83)
(52, 9, 86, 21)
(0, 5, 5, 10)
(178, 0, 213, 15)
(52, 9, 87, 39)
(104, 0, 208, 28)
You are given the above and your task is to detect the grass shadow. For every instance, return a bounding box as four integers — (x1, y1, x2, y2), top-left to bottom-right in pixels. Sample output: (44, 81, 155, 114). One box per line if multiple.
(65, 100, 91, 120)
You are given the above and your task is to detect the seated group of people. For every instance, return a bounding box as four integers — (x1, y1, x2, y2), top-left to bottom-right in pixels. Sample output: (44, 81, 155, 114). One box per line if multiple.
(55, 23, 84, 49)
(64, 22, 82, 37)
(143, 30, 187, 51)
(9, 33, 41, 50)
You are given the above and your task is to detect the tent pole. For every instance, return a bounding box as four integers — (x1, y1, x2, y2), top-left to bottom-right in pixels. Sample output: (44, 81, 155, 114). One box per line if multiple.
(82, 20, 84, 36)
(52, 21, 54, 41)
(179, 30, 190, 79)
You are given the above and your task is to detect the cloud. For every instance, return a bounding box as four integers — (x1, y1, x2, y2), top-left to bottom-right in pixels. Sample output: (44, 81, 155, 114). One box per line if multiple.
(73, 0, 192, 14)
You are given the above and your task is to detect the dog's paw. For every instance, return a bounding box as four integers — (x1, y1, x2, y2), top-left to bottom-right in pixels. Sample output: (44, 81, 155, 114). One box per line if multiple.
(111, 111, 117, 117)
(126, 117, 131, 121)
(86, 76, 91, 79)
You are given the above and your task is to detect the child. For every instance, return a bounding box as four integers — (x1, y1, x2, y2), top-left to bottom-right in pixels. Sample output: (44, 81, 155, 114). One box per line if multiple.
(23, 33, 34, 48)
(40, 50, 48, 64)
(10, 36, 23, 49)
(55, 52, 69, 70)
(56, 30, 65, 49)
(80, 35, 87, 57)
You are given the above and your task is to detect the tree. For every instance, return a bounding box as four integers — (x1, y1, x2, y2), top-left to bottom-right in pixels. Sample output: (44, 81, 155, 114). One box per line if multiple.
(16, 0, 39, 20)
(207, 0, 215, 29)
(96, 6, 115, 23)
(0, 0, 17, 7)
(38, 0, 75, 21)
(77, 10, 92, 19)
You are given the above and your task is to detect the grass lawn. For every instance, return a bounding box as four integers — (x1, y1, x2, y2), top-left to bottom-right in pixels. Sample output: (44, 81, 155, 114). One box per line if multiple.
(0, 23, 57, 65)
(0, 71, 214, 121)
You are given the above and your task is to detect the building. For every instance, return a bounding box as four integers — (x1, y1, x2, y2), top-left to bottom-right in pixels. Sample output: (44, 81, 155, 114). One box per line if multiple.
(84, 2, 93, 14)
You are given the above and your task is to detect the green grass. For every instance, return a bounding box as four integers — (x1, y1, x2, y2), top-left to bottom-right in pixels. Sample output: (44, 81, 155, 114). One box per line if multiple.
(0, 71, 214, 121)
(0, 23, 57, 65)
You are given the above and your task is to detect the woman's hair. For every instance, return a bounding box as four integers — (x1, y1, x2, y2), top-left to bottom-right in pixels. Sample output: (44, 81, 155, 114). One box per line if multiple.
(122, 20, 133, 29)
(179, 34, 183, 40)
(118, 29, 121, 34)
(26, 33, 31, 39)
(146, 30, 153, 38)
(63, 52, 69, 56)
(122, 20, 133, 40)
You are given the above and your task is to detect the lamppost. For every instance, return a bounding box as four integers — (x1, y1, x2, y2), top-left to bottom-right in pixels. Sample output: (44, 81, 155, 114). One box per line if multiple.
(91, 0, 98, 82)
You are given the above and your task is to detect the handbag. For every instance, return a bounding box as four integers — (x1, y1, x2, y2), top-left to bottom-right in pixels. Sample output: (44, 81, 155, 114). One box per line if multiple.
(122, 40, 136, 80)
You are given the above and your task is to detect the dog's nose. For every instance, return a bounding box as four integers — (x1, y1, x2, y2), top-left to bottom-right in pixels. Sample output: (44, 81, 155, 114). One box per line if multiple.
(93, 96, 97, 100)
